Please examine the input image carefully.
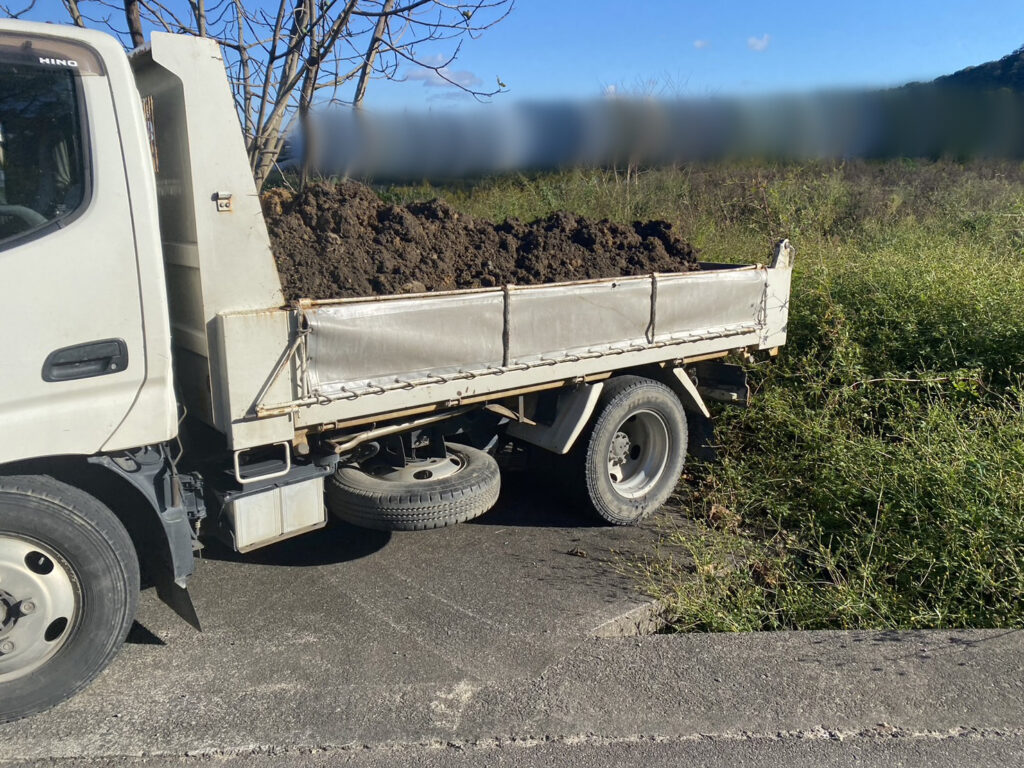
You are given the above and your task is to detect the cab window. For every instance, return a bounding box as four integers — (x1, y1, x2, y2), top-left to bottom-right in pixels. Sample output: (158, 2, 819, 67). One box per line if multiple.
(0, 60, 86, 244)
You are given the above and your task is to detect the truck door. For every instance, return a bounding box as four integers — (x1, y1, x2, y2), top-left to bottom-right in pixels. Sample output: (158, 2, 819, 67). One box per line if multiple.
(0, 32, 150, 462)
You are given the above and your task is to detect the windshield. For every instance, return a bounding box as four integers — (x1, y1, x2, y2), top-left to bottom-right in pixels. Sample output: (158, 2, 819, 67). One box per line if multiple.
(0, 60, 86, 244)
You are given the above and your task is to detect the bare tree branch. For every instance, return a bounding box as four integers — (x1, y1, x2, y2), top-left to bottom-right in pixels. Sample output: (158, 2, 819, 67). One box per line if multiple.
(352, 0, 392, 107)
(350, 0, 429, 17)
(122, 0, 145, 47)
(2, 0, 515, 187)
(0, 0, 36, 19)
(63, 0, 86, 26)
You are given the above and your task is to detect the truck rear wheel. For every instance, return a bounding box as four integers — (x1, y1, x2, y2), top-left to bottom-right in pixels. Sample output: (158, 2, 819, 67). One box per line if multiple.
(326, 444, 500, 531)
(577, 376, 687, 525)
(0, 475, 139, 723)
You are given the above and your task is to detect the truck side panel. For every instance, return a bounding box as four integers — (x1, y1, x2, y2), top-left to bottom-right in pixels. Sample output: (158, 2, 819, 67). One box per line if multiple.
(212, 259, 791, 443)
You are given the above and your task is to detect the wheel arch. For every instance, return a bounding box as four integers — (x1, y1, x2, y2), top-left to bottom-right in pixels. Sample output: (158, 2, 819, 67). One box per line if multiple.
(509, 367, 712, 459)
(0, 453, 197, 622)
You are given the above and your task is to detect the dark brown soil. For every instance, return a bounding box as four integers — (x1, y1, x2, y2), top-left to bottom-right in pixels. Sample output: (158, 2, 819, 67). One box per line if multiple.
(263, 181, 699, 301)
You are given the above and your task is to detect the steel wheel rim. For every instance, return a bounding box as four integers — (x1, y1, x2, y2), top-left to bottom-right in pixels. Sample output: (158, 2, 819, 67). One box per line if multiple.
(0, 534, 78, 683)
(606, 409, 670, 499)
(363, 452, 467, 483)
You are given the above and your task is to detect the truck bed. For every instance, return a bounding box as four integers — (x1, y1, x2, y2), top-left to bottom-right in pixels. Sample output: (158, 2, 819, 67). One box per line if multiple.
(212, 254, 793, 450)
(126, 33, 793, 452)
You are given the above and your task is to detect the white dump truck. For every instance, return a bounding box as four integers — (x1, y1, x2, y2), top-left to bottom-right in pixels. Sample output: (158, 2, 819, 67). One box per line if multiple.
(0, 19, 794, 721)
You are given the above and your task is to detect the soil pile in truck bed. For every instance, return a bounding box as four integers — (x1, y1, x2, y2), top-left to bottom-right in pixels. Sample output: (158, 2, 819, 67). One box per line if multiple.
(263, 181, 699, 301)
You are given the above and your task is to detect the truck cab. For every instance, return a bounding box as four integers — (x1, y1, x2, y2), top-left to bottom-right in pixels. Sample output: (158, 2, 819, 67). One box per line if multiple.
(0, 24, 177, 463)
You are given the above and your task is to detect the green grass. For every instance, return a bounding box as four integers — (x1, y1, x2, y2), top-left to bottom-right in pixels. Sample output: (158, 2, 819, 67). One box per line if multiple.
(385, 160, 1024, 631)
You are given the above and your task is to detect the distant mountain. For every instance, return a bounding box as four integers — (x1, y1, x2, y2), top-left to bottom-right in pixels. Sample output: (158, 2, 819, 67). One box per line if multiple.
(930, 46, 1024, 91)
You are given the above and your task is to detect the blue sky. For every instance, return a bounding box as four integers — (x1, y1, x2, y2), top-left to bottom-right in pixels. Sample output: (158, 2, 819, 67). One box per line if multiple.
(371, 0, 1024, 107)
(12, 0, 1024, 109)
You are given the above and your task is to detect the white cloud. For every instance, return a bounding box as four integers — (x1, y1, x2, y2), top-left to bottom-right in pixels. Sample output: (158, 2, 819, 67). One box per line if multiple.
(747, 34, 770, 52)
(693, 39, 709, 50)
(603, 84, 617, 97)
(407, 67, 483, 89)
(427, 90, 475, 103)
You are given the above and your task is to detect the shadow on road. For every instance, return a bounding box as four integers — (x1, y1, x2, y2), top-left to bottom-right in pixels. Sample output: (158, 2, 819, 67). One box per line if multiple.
(126, 621, 166, 645)
(197, 520, 391, 567)
(471, 470, 606, 528)
(179, 467, 618, 580)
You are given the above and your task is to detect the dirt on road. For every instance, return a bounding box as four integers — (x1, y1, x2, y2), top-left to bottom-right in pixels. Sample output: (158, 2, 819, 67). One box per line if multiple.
(263, 181, 699, 301)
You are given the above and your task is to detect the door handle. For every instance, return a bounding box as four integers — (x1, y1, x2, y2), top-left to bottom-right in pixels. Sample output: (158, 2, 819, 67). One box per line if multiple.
(42, 339, 129, 382)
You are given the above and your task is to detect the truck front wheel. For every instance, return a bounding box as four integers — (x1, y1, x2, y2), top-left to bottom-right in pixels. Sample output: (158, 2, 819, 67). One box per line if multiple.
(0, 475, 139, 723)
(577, 376, 688, 525)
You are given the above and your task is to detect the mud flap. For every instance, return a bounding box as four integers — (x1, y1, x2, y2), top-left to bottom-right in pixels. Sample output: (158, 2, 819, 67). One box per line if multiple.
(689, 362, 751, 462)
(156, 580, 201, 631)
(692, 362, 750, 407)
(150, 503, 202, 631)
(685, 411, 717, 462)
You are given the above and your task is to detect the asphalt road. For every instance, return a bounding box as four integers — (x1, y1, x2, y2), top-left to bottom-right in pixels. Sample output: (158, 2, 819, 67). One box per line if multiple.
(1, 476, 1022, 767)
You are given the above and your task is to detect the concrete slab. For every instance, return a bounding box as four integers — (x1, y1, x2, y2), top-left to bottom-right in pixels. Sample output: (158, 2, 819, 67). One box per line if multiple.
(11, 731, 1024, 768)
(3, 630, 1022, 765)
(1, 478, 1021, 767)
(0, 475, 670, 758)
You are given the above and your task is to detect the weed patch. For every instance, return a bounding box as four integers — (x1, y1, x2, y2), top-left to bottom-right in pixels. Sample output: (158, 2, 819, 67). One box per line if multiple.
(399, 159, 1024, 630)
